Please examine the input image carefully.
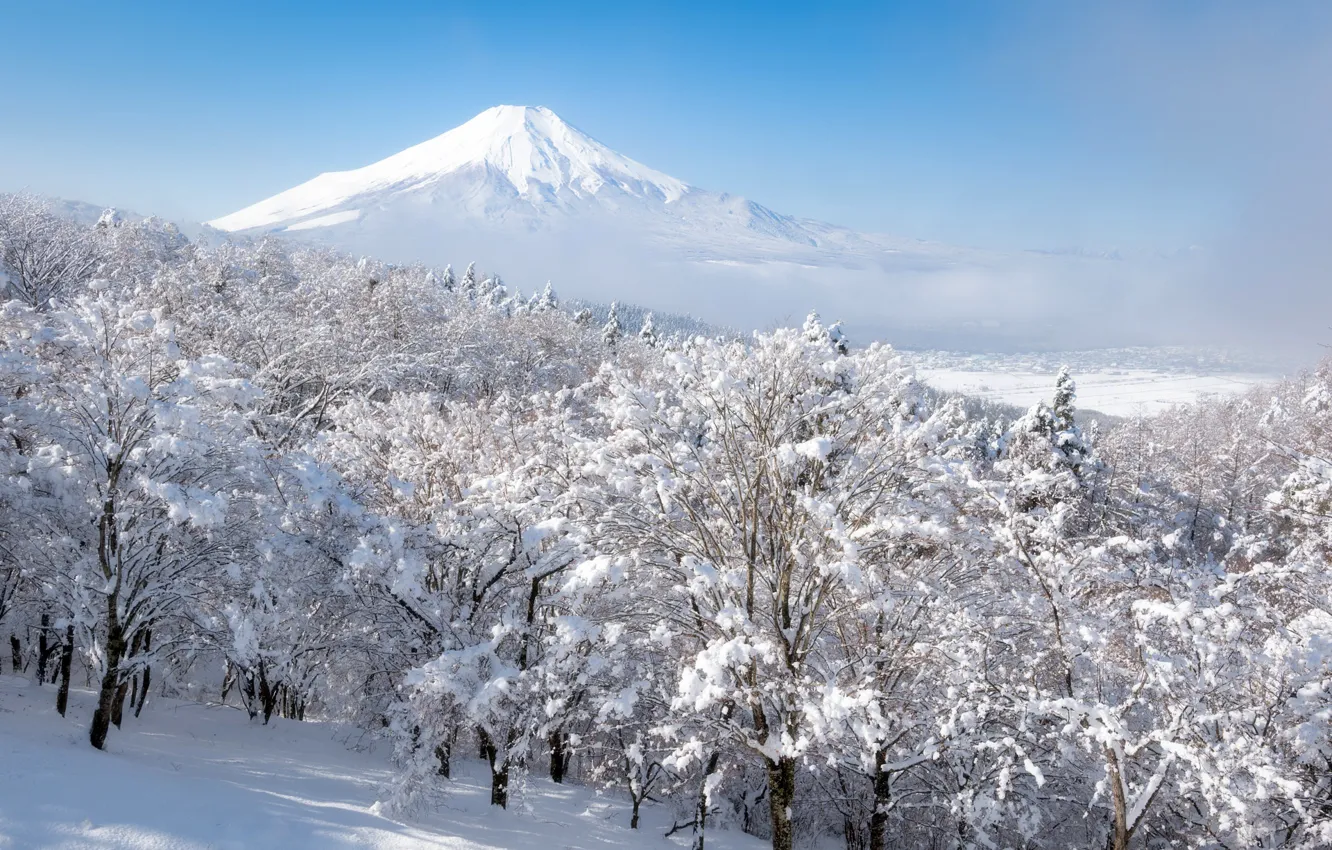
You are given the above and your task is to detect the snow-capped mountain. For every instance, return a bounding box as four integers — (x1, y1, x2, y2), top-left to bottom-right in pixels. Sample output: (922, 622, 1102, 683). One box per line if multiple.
(209, 105, 860, 254)
(208, 106, 1185, 350)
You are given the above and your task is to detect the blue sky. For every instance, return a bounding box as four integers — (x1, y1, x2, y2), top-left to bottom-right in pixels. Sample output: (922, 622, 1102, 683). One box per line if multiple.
(0, 1, 1325, 254)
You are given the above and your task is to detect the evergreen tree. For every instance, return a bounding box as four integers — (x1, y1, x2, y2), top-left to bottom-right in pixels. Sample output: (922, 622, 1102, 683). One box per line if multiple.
(802, 309, 827, 345)
(602, 301, 622, 349)
(1052, 366, 1076, 433)
(639, 312, 659, 347)
(535, 282, 558, 312)
(460, 262, 477, 300)
(828, 319, 849, 355)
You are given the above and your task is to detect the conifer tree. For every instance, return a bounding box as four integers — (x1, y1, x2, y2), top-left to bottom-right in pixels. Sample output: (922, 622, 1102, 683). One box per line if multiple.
(460, 262, 477, 300)
(602, 301, 622, 350)
(535, 281, 558, 312)
(639, 312, 658, 347)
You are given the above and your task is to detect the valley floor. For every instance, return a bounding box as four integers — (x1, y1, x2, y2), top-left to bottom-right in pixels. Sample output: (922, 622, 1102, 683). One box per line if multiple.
(917, 367, 1269, 416)
(0, 676, 764, 850)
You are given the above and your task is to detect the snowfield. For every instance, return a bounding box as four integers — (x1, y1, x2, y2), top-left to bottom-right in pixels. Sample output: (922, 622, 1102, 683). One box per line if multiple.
(902, 347, 1284, 416)
(916, 368, 1269, 416)
(0, 677, 764, 850)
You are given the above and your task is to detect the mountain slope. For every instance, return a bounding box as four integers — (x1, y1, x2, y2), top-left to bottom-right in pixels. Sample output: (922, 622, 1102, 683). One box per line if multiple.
(207, 106, 1181, 350)
(208, 106, 886, 257)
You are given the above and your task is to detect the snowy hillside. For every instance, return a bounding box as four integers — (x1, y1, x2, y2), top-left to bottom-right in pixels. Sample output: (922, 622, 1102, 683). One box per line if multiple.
(207, 106, 1189, 351)
(0, 676, 766, 850)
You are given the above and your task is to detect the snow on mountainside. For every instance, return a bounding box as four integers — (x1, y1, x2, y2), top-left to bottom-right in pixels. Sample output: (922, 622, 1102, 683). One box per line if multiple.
(209, 105, 936, 261)
(211, 106, 685, 230)
(210, 105, 821, 246)
(207, 105, 1201, 352)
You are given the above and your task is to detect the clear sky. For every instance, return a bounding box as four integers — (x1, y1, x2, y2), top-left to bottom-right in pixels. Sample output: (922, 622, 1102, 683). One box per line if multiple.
(0, 1, 1327, 256)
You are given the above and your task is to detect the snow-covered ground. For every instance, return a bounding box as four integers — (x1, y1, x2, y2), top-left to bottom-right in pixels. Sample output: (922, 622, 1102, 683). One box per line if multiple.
(0, 676, 764, 850)
(902, 347, 1283, 416)
(917, 368, 1270, 417)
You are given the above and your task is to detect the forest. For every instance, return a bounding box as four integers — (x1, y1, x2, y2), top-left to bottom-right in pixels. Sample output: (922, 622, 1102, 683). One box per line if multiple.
(0, 192, 1329, 850)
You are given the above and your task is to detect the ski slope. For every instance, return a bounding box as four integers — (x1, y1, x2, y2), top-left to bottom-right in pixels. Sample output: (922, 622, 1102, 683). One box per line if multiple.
(0, 676, 764, 850)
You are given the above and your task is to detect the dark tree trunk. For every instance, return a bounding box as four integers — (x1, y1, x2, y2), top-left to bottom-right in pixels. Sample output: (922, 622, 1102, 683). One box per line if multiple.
(89, 612, 126, 750)
(37, 613, 53, 684)
(258, 661, 278, 724)
(240, 669, 258, 720)
(111, 680, 129, 728)
(766, 755, 797, 850)
(478, 727, 512, 808)
(112, 627, 148, 727)
(131, 628, 151, 716)
(435, 726, 454, 778)
(868, 748, 892, 850)
(631, 795, 642, 830)
(133, 660, 151, 718)
(56, 623, 74, 716)
(9, 634, 20, 674)
(549, 729, 571, 783)
(491, 762, 510, 808)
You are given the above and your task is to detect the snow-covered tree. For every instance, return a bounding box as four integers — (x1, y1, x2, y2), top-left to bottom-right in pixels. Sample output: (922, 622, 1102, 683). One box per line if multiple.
(0, 193, 103, 308)
(602, 301, 622, 350)
(639, 312, 659, 347)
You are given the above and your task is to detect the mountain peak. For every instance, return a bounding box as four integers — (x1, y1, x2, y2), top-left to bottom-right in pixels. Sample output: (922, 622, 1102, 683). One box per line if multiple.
(208, 105, 690, 232)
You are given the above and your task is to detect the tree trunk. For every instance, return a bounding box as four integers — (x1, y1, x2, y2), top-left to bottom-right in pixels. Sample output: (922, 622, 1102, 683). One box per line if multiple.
(111, 679, 129, 728)
(478, 727, 512, 808)
(9, 633, 20, 674)
(56, 623, 74, 716)
(112, 627, 148, 727)
(691, 750, 721, 850)
(549, 729, 570, 783)
(240, 669, 258, 720)
(133, 659, 151, 718)
(258, 661, 278, 724)
(1105, 747, 1130, 850)
(631, 795, 642, 830)
(491, 760, 510, 809)
(89, 613, 125, 750)
(434, 726, 454, 778)
(766, 755, 797, 850)
(36, 613, 52, 684)
(133, 628, 151, 714)
(221, 660, 237, 706)
(868, 747, 894, 850)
